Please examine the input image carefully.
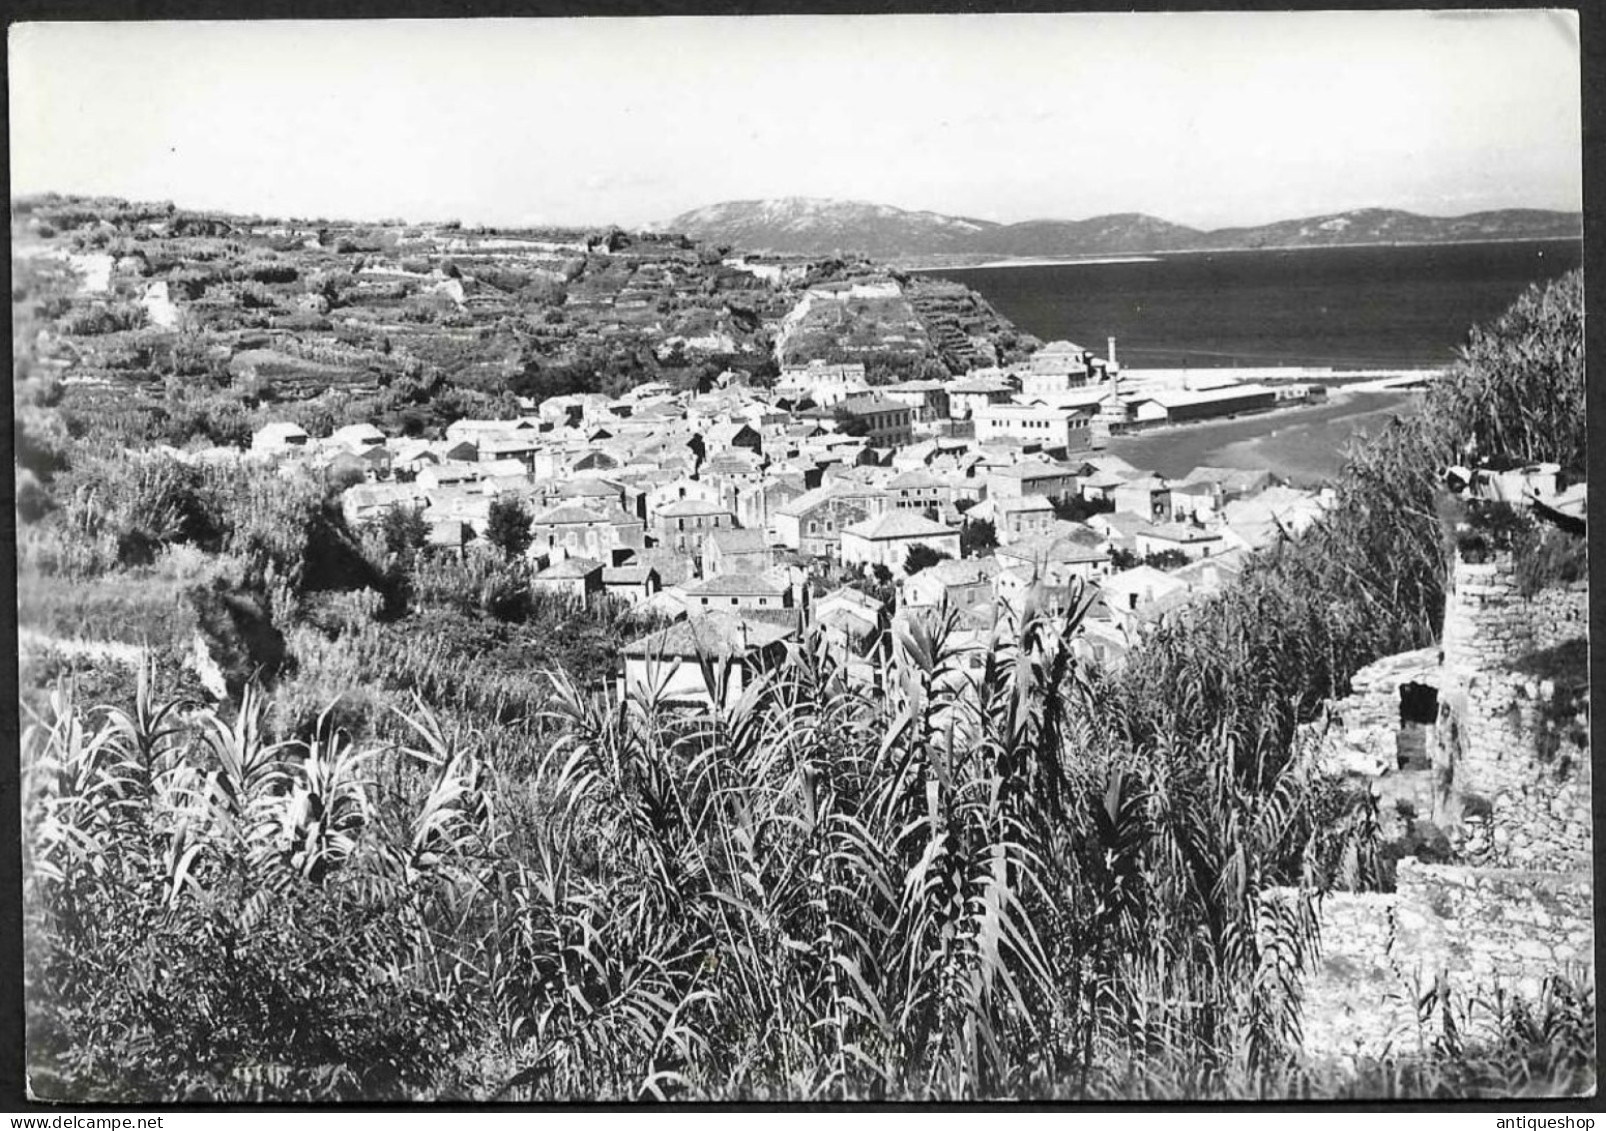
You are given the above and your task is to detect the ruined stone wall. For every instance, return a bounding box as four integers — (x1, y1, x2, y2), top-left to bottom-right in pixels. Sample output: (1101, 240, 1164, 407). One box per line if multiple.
(1293, 860, 1595, 1064)
(1435, 553, 1590, 870)
(1295, 544, 1591, 1072)
(1441, 556, 1587, 673)
(1290, 891, 1410, 1063)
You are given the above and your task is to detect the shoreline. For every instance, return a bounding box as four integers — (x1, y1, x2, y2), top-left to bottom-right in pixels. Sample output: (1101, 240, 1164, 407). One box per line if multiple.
(1106, 386, 1422, 483)
(900, 234, 1581, 272)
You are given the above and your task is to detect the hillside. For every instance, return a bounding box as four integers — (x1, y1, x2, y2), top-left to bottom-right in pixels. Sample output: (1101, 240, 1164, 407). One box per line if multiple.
(660, 198, 1584, 264)
(656, 197, 999, 260)
(9, 193, 1031, 446)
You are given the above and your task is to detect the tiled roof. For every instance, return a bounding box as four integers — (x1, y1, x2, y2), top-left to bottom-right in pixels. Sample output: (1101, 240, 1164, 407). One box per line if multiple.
(533, 504, 611, 526)
(838, 395, 911, 416)
(843, 512, 956, 541)
(656, 498, 733, 517)
(684, 572, 786, 598)
(537, 557, 603, 579)
(708, 528, 770, 553)
(559, 477, 623, 497)
(603, 566, 657, 585)
(888, 468, 947, 489)
(1116, 476, 1170, 493)
(1142, 522, 1223, 543)
(951, 376, 1014, 394)
(995, 495, 1056, 513)
(623, 610, 795, 658)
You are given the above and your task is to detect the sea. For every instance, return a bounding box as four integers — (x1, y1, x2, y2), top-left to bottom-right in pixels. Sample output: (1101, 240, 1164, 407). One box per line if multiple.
(919, 239, 1583, 483)
(921, 239, 1582, 370)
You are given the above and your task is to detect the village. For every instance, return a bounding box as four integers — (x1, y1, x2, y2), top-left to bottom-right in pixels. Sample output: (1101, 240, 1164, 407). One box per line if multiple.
(222, 338, 1346, 705)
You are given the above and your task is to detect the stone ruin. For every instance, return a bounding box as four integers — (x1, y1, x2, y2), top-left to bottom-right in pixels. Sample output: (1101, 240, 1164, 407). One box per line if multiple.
(1286, 479, 1591, 1069)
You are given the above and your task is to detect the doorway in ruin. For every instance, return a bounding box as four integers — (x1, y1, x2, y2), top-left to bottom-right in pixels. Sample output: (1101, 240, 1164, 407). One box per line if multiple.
(1397, 681, 1439, 770)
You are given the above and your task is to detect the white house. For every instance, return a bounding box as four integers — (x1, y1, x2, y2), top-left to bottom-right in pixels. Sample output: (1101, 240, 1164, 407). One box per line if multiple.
(973, 403, 1097, 455)
(251, 422, 310, 454)
(620, 612, 795, 709)
(840, 512, 961, 575)
(1133, 522, 1227, 562)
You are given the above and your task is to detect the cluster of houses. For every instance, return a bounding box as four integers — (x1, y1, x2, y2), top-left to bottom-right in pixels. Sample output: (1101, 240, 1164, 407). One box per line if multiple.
(243, 342, 1336, 707)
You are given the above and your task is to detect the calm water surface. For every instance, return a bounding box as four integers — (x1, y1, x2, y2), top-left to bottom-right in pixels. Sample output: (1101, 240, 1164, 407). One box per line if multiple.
(924, 240, 1581, 369)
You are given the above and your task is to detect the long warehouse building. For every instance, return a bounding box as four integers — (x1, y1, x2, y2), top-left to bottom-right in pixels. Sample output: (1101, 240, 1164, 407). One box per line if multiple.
(1128, 384, 1279, 426)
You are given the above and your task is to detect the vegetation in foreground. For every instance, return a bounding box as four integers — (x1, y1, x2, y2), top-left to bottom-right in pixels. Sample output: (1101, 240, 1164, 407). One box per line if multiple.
(17, 262, 1589, 1099)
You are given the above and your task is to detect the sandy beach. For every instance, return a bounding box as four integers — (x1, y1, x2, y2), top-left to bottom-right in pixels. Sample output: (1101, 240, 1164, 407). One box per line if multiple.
(1106, 386, 1421, 485)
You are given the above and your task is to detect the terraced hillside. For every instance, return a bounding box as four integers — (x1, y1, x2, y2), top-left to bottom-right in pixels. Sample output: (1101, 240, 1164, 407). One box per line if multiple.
(12, 194, 1033, 442)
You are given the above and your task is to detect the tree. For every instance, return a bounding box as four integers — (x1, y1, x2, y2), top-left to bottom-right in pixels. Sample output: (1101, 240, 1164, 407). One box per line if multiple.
(904, 544, 951, 576)
(870, 563, 893, 586)
(379, 505, 429, 557)
(1144, 549, 1190, 571)
(1049, 494, 1113, 524)
(832, 405, 872, 438)
(960, 519, 997, 558)
(485, 496, 533, 560)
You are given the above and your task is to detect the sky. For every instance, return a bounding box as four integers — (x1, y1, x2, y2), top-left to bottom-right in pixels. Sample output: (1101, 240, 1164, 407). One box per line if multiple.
(8, 12, 1584, 230)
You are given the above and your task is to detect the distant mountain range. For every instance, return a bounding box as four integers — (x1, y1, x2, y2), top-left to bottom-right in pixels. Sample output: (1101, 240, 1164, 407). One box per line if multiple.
(655, 198, 1583, 263)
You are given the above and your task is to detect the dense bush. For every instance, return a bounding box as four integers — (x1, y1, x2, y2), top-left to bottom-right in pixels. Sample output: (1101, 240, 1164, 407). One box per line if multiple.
(23, 685, 489, 1101)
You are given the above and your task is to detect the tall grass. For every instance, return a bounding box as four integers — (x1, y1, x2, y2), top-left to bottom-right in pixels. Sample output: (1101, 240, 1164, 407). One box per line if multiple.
(24, 598, 1347, 1101)
(484, 593, 1340, 1099)
(22, 672, 494, 1101)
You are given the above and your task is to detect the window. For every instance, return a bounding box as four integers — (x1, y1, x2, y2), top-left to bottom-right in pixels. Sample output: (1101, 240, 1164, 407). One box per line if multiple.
(731, 597, 739, 606)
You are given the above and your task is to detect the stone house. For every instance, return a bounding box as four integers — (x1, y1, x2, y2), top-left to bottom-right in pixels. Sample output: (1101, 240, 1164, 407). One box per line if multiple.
(986, 495, 1059, 545)
(1134, 521, 1226, 561)
(601, 565, 661, 605)
(702, 528, 778, 578)
(682, 571, 795, 614)
(1098, 565, 1189, 624)
(251, 421, 310, 454)
(947, 374, 1015, 420)
(620, 611, 795, 709)
(886, 468, 951, 511)
(701, 420, 763, 458)
(772, 483, 890, 560)
(880, 379, 951, 423)
(528, 502, 646, 563)
(341, 481, 423, 528)
(840, 512, 961, 576)
(531, 557, 604, 604)
(1112, 476, 1172, 521)
(973, 403, 1097, 456)
(736, 475, 809, 538)
(901, 556, 999, 610)
(653, 499, 736, 557)
(827, 395, 915, 449)
(985, 461, 1079, 501)
(646, 476, 725, 517)
(995, 527, 1111, 585)
(1166, 479, 1220, 523)
(330, 422, 387, 451)
(417, 462, 482, 492)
